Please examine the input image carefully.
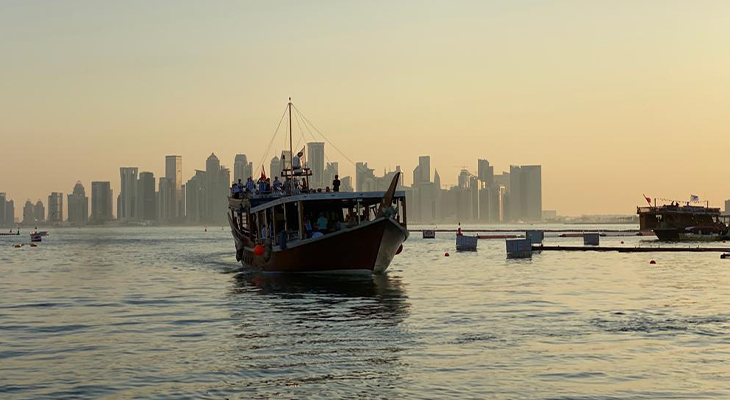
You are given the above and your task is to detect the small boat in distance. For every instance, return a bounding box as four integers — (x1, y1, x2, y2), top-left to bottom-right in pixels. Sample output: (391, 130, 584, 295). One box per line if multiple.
(0, 228, 20, 236)
(422, 229, 436, 239)
(227, 99, 409, 274)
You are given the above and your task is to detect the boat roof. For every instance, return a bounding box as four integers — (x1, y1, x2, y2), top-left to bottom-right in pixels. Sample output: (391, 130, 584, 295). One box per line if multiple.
(637, 205, 721, 215)
(249, 190, 406, 213)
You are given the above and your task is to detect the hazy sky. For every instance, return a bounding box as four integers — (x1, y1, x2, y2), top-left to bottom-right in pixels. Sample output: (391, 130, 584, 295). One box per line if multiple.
(2, 0, 730, 215)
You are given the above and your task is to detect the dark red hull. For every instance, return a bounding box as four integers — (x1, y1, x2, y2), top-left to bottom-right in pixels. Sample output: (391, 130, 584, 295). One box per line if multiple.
(229, 217, 408, 273)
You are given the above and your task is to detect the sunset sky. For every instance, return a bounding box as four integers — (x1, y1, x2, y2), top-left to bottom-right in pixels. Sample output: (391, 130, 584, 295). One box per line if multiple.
(2, 0, 730, 216)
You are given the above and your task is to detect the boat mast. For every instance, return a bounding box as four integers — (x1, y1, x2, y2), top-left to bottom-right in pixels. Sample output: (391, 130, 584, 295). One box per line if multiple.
(288, 97, 293, 180)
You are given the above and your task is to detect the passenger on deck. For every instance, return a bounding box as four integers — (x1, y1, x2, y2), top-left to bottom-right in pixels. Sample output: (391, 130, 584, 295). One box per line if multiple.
(246, 177, 255, 193)
(317, 213, 328, 232)
(332, 175, 340, 192)
(273, 177, 282, 193)
(325, 187, 331, 192)
(292, 152, 303, 175)
(258, 178, 266, 193)
(304, 219, 313, 237)
(265, 178, 272, 192)
(231, 183, 241, 198)
(293, 178, 301, 194)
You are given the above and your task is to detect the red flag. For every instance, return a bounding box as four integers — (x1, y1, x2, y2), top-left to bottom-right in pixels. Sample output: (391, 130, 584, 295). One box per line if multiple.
(260, 166, 266, 180)
(643, 194, 651, 206)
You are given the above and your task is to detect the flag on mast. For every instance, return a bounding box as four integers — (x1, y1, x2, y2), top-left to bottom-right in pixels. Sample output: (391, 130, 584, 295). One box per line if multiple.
(260, 166, 266, 180)
(643, 194, 652, 206)
(690, 194, 700, 202)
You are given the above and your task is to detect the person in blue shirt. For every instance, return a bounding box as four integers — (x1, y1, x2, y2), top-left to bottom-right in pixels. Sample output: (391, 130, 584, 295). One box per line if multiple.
(245, 177, 255, 193)
(317, 213, 328, 232)
(273, 176, 282, 192)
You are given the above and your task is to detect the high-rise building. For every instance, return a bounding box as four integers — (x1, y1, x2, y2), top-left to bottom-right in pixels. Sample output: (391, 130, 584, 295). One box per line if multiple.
(34, 200, 45, 224)
(520, 165, 542, 221)
(340, 176, 353, 192)
(324, 162, 338, 190)
(158, 177, 174, 222)
(477, 159, 494, 188)
(165, 155, 183, 218)
(67, 181, 89, 225)
(508, 165, 522, 221)
(119, 167, 139, 221)
(48, 192, 63, 223)
(185, 170, 206, 224)
(205, 153, 221, 222)
(418, 156, 431, 184)
(5, 200, 14, 226)
(138, 172, 156, 221)
(23, 200, 35, 225)
(233, 154, 253, 182)
(307, 142, 325, 189)
(270, 156, 282, 179)
(725, 200, 730, 216)
(91, 181, 113, 222)
(0, 193, 6, 226)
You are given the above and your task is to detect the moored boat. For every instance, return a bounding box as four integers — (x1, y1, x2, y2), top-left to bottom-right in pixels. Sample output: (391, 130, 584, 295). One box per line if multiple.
(637, 200, 730, 241)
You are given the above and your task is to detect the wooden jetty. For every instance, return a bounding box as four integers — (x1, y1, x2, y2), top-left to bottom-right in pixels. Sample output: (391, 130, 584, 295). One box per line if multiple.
(534, 245, 730, 253)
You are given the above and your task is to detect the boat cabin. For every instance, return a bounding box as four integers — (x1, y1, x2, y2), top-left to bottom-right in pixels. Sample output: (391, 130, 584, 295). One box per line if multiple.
(230, 191, 407, 248)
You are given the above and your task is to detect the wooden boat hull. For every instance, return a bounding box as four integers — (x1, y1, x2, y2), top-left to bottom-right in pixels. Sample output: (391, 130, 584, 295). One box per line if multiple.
(230, 217, 408, 274)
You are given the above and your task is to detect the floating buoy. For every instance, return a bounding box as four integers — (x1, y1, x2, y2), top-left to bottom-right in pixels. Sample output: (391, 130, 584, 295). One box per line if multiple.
(649, 260, 656, 265)
(253, 244, 265, 256)
(395, 244, 403, 255)
(30, 243, 37, 248)
(444, 252, 450, 257)
(13, 244, 22, 248)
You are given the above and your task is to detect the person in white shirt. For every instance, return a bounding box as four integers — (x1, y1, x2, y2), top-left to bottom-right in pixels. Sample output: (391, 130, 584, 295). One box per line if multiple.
(292, 152, 303, 175)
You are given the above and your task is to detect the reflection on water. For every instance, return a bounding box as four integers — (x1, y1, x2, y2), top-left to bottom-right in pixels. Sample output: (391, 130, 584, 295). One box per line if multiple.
(223, 273, 411, 397)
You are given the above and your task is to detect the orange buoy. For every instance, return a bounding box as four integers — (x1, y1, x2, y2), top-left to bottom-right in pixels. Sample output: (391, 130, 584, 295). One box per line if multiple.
(649, 260, 656, 265)
(253, 244, 265, 256)
(395, 244, 403, 255)
(444, 252, 450, 257)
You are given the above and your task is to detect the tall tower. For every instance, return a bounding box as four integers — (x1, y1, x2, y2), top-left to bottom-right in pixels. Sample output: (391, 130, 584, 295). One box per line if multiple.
(67, 181, 89, 225)
(119, 167, 139, 221)
(307, 142, 325, 189)
(47, 192, 64, 223)
(165, 155, 183, 218)
(91, 181, 113, 222)
(138, 172, 156, 221)
(418, 156, 431, 184)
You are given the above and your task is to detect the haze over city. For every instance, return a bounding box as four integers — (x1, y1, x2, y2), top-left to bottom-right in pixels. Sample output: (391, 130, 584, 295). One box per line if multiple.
(3, 0, 730, 215)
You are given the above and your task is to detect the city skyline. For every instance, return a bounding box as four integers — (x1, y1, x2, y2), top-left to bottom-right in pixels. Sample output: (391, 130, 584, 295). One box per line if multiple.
(4, 1, 730, 215)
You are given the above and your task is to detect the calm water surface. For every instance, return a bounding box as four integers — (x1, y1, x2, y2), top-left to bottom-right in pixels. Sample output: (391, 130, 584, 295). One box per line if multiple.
(2, 226, 730, 399)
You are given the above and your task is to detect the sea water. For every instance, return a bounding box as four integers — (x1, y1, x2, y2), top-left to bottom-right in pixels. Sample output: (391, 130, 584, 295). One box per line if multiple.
(2, 225, 730, 399)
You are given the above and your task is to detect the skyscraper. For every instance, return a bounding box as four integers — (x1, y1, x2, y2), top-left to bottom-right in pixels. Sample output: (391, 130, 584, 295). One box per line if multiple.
(138, 172, 156, 221)
(34, 200, 45, 224)
(477, 159, 494, 188)
(520, 165, 542, 221)
(233, 154, 253, 182)
(185, 170, 206, 224)
(157, 177, 174, 222)
(270, 156, 282, 179)
(67, 181, 89, 225)
(0, 193, 6, 226)
(508, 165, 522, 221)
(91, 181, 113, 222)
(165, 155, 183, 218)
(307, 142, 325, 189)
(119, 167, 139, 221)
(23, 200, 35, 225)
(418, 156, 431, 184)
(48, 192, 63, 223)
